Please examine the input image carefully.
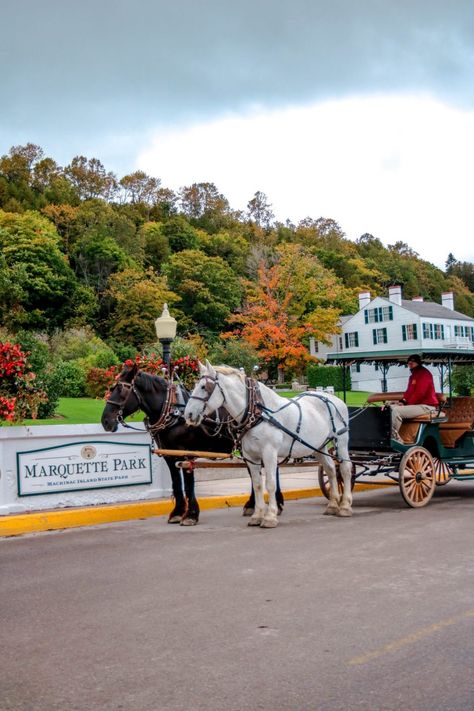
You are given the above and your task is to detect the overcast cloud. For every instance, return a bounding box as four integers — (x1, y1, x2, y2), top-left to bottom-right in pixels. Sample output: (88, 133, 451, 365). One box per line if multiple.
(2, 0, 474, 266)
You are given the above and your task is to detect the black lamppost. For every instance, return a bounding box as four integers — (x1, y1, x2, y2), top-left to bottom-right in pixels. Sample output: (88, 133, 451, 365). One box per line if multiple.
(155, 303, 177, 374)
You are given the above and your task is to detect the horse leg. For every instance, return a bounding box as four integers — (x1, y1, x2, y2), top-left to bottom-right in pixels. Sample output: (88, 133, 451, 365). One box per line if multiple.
(260, 450, 279, 528)
(336, 437, 353, 518)
(276, 465, 284, 514)
(180, 468, 200, 526)
(167, 459, 187, 524)
(319, 449, 340, 516)
(243, 465, 283, 517)
(246, 462, 266, 526)
(242, 465, 255, 516)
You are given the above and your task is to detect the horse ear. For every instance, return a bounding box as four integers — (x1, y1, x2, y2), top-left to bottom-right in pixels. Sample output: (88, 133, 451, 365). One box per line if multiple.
(198, 361, 207, 375)
(122, 360, 138, 380)
(205, 359, 217, 378)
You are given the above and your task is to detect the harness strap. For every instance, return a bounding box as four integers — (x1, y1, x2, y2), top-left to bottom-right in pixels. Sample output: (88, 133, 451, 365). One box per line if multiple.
(255, 404, 351, 463)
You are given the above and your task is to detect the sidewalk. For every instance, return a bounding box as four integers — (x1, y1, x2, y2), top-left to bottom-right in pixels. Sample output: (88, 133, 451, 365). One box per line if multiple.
(0, 462, 393, 537)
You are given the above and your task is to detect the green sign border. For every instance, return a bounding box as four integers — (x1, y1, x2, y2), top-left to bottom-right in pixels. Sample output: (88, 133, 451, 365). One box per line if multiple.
(16, 440, 153, 497)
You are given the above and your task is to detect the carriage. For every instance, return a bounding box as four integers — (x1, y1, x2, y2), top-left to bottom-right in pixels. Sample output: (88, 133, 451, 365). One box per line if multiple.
(323, 347, 474, 508)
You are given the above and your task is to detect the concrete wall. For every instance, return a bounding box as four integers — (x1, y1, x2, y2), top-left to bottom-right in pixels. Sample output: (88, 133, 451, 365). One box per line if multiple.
(0, 424, 171, 516)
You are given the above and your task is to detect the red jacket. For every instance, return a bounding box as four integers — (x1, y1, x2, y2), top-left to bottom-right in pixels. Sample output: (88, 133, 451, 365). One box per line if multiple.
(403, 365, 438, 406)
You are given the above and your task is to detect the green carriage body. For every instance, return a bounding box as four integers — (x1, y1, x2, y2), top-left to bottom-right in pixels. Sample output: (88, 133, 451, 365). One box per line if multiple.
(325, 347, 474, 507)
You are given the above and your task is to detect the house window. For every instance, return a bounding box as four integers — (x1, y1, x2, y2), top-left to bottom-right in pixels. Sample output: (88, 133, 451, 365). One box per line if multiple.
(365, 306, 393, 324)
(454, 325, 474, 340)
(423, 322, 444, 339)
(372, 327, 388, 344)
(345, 332, 359, 348)
(350, 363, 361, 373)
(338, 337, 343, 350)
(402, 324, 418, 341)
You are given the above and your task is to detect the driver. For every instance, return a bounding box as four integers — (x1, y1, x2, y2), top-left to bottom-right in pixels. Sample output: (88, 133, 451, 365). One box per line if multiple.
(391, 354, 438, 443)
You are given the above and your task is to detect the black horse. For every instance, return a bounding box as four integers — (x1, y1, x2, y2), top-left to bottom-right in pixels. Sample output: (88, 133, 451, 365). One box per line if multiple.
(101, 362, 284, 525)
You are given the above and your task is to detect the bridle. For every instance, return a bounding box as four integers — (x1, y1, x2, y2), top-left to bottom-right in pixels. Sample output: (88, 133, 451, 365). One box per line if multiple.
(107, 376, 142, 425)
(187, 374, 226, 411)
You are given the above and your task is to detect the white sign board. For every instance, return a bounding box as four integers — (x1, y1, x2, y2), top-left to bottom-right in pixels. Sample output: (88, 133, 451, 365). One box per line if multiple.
(17, 440, 152, 496)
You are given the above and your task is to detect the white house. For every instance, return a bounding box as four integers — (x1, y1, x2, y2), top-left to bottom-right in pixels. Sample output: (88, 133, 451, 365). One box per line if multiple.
(311, 286, 474, 392)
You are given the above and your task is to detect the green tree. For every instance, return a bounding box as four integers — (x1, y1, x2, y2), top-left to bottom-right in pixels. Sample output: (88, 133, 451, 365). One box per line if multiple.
(0, 210, 83, 330)
(164, 249, 242, 332)
(160, 215, 199, 253)
(178, 182, 231, 232)
(197, 230, 250, 275)
(64, 156, 117, 201)
(106, 268, 180, 347)
(139, 222, 170, 272)
(246, 191, 274, 228)
(119, 170, 161, 205)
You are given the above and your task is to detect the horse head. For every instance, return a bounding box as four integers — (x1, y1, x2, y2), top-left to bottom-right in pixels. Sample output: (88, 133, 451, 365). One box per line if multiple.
(184, 360, 230, 426)
(100, 362, 143, 432)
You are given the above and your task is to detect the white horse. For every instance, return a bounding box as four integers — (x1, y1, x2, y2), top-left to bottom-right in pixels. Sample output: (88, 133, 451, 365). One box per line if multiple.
(184, 361, 354, 527)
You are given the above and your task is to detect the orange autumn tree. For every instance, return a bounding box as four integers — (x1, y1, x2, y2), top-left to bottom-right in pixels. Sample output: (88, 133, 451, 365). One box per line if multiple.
(226, 244, 357, 379)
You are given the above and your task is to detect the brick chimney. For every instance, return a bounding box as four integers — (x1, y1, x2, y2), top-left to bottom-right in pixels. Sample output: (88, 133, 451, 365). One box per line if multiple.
(441, 292, 454, 310)
(358, 291, 371, 310)
(388, 285, 402, 306)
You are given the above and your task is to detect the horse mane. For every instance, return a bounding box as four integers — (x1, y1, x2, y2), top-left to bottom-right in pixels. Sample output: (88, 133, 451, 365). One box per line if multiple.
(136, 370, 166, 393)
(213, 365, 246, 381)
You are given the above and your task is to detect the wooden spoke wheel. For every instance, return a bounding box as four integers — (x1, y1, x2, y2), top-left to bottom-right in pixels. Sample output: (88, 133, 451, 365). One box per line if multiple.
(433, 458, 453, 487)
(318, 465, 356, 500)
(399, 446, 436, 508)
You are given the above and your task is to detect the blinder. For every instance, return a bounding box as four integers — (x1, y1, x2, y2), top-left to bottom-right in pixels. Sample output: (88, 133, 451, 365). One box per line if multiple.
(107, 378, 140, 413)
(188, 374, 222, 404)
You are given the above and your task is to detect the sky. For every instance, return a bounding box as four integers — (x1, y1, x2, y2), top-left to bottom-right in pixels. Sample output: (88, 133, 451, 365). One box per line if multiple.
(2, 0, 474, 268)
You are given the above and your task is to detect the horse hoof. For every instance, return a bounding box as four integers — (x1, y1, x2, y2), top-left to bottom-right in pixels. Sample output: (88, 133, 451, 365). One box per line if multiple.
(324, 505, 340, 516)
(242, 507, 254, 517)
(248, 516, 263, 526)
(260, 518, 278, 528)
(180, 517, 198, 526)
(168, 515, 182, 524)
(337, 508, 353, 518)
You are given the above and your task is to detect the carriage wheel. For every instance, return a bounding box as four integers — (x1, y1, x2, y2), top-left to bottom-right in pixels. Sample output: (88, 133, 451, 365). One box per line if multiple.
(398, 447, 436, 508)
(433, 458, 452, 487)
(318, 465, 356, 500)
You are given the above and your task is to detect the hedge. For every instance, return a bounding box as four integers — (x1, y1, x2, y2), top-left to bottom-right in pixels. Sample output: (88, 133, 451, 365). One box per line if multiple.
(306, 364, 351, 391)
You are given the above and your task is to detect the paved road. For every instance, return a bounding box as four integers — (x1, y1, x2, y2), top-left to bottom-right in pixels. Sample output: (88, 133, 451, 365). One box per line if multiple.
(1, 484, 474, 711)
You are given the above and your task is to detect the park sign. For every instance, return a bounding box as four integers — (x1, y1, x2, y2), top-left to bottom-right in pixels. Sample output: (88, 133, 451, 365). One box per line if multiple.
(17, 441, 153, 496)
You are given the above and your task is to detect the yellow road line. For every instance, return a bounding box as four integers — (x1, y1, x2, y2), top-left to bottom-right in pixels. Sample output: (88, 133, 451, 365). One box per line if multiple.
(349, 609, 474, 665)
(0, 482, 392, 537)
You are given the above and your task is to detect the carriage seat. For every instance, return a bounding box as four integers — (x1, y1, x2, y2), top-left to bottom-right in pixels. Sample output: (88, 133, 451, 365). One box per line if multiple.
(366, 392, 447, 444)
(438, 396, 474, 448)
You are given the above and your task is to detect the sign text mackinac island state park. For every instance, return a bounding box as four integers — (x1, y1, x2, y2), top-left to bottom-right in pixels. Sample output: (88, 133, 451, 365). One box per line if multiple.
(17, 441, 152, 496)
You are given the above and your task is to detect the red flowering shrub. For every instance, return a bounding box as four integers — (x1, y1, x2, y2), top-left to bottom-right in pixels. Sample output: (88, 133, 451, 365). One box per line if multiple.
(90, 352, 201, 400)
(0, 342, 48, 423)
(86, 365, 121, 399)
(171, 355, 199, 389)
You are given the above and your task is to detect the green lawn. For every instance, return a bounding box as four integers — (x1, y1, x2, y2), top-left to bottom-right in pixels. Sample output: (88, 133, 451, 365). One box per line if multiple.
(278, 390, 370, 406)
(22, 398, 144, 426)
(15, 391, 371, 426)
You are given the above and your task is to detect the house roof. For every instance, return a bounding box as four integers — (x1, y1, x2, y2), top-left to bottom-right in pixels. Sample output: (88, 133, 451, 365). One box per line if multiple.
(399, 299, 474, 322)
(326, 347, 474, 365)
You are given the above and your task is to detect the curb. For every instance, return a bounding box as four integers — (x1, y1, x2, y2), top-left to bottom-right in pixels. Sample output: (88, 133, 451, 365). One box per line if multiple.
(0, 482, 394, 537)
